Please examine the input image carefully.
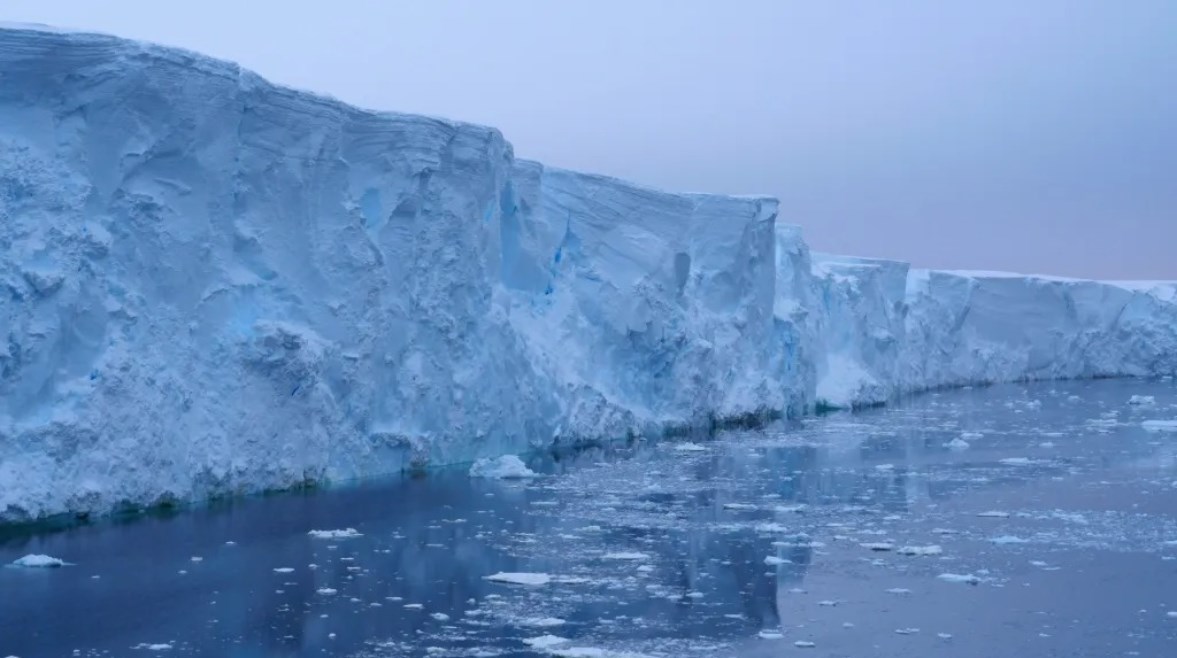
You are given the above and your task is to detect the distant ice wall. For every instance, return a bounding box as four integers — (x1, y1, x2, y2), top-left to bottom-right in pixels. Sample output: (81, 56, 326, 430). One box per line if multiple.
(0, 24, 1174, 523)
(900, 271, 1177, 392)
(785, 244, 1177, 408)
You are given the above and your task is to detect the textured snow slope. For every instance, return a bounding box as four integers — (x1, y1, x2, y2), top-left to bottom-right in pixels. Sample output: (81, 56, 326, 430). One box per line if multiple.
(0, 25, 1174, 521)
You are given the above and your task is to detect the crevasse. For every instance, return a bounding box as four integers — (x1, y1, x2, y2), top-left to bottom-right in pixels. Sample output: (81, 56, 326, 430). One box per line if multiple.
(1, 25, 1174, 522)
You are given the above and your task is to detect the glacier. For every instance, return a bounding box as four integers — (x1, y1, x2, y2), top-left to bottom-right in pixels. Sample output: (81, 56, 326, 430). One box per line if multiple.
(0, 24, 1174, 523)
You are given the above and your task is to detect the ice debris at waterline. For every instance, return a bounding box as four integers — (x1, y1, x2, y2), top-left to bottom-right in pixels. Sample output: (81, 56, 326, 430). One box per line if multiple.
(468, 455, 539, 479)
(8, 554, 69, 568)
(1, 23, 1176, 524)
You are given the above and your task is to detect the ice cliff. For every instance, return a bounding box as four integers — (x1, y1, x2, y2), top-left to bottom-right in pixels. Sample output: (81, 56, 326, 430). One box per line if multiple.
(1, 25, 1174, 522)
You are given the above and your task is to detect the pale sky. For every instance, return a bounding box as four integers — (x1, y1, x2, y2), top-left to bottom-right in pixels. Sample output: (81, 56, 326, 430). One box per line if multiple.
(5, 0, 1175, 279)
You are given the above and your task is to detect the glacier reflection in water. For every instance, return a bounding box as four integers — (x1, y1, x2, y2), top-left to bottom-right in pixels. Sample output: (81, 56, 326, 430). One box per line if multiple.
(3, 379, 1177, 657)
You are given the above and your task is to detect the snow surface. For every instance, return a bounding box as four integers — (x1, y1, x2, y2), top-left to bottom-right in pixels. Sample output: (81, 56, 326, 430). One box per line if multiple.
(1, 24, 1175, 522)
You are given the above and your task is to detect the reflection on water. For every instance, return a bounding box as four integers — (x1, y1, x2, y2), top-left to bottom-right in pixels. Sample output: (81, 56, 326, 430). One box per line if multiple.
(2, 379, 1177, 657)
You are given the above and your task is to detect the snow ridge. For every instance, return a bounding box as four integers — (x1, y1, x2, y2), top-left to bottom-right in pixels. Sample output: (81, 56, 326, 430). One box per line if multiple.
(1, 25, 1174, 522)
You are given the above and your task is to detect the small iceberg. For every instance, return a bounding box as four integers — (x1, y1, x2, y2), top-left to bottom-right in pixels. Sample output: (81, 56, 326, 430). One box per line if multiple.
(469, 455, 539, 479)
(1128, 395, 1156, 406)
(519, 617, 567, 628)
(1143, 420, 1177, 433)
(897, 545, 943, 556)
(601, 551, 649, 560)
(937, 573, 981, 585)
(945, 437, 971, 451)
(523, 635, 571, 649)
(10, 554, 68, 568)
(484, 572, 552, 586)
(308, 528, 362, 539)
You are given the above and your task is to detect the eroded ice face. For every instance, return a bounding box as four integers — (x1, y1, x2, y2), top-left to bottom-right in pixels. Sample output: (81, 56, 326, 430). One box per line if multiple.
(3, 25, 1176, 528)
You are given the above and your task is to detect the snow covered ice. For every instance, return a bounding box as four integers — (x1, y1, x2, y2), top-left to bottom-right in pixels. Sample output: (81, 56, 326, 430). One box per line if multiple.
(9, 554, 67, 568)
(1, 23, 1176, 523)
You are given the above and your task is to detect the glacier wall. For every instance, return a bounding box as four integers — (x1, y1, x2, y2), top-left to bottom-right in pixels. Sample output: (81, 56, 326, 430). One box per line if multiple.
(0, 25, 1174, 523)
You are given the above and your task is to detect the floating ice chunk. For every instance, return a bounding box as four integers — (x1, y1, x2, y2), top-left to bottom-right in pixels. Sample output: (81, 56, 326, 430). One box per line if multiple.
(895, 628, 920, 635)
(774, 504, 808, 514)
(602, 552, 650, 560)
(673, 443, 708, 452)
(10, 554, 68, 568)
(757, 630, 783, 640)
(886, 588, 912, 594)
(961, 432, 984, 440)
(794, 640, 816, 648)
(316, 587, 338, 595)
(937, 573, 981, 584)
(818, 600, 839, 607)
(990, 535, 1029, 545)
(308, 528, 362, 539)
(764, 556, 789, 566)
(723, 503, 758, 510)
(430, 612, 450, 621)
(999, 457, 1034, 466)
(875, 464, 895, 471)
(861, 542, 894, 551)
(469, 455, 539, 479)
(403, 603, 424, 609)
(977, 511, 1010, 518)
(132, 644, 173, 651)
(1050, 511, 1087, 524)
(1129, 395, 1156, 406)
(519, 617, 567, 628)
(1143, 420, 1177, 433)
(523, 635, 571, 649)
(551, 649, 656, 658)
(937, 633, 953, 639)
(945, 438, 971, 451)
(273, 567, 295, 573)
(897, 545, 943, 556)
(484, 572, 552, 586)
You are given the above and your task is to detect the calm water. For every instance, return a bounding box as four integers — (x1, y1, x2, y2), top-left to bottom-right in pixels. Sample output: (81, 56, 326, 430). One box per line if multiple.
(3, 379, 1177, 657)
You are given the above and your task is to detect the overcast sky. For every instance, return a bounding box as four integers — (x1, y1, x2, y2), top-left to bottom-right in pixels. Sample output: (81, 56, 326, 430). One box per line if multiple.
(6, 1, 1175, 278)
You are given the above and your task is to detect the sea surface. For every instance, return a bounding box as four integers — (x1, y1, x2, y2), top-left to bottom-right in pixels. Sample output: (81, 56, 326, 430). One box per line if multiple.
(3, 379, 1177, 657)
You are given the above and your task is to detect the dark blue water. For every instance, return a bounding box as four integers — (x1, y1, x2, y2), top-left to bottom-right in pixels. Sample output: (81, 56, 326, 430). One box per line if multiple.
(3, 379, 1177, 657)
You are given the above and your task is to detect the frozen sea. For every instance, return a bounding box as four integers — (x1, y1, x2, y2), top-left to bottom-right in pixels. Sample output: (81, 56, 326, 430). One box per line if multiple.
(3, 379, 1177, 657)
